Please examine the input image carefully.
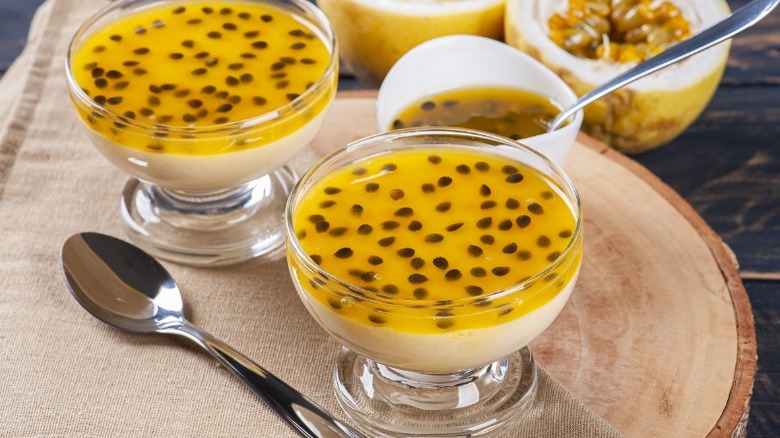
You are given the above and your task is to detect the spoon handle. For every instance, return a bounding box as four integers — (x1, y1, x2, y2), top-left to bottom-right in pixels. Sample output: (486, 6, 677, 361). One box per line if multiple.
(170, 321, 362, 438)
(547, 0, 780, 131)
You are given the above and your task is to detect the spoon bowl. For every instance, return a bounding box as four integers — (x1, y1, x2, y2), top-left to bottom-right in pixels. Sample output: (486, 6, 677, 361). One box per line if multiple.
(61, 232, 360, 438)
(62, 232, 182, 333)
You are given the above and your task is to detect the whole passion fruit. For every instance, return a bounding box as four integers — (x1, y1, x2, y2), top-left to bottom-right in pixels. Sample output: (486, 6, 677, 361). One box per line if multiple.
(505, 0, 731, 153)
(318, 0, 505, 87)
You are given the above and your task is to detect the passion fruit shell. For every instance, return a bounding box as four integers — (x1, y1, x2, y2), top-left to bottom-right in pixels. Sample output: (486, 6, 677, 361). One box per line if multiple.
(505, 0, 731, 153)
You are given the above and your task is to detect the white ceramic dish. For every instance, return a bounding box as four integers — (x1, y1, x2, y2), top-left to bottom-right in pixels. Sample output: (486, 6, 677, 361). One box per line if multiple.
(376, 35, 583, 166)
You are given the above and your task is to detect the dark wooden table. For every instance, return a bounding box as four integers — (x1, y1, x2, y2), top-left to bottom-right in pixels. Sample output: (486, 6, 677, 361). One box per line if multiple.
(1, 0, 777, 435)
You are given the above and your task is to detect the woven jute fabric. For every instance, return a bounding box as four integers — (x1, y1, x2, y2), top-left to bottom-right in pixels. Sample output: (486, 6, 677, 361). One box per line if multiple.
(0, 1, 622, 436)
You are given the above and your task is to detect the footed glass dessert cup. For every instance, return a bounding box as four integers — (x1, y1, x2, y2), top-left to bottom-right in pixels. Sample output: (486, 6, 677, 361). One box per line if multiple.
(285, 128, 583, 437)
(66, 0, 337, 266)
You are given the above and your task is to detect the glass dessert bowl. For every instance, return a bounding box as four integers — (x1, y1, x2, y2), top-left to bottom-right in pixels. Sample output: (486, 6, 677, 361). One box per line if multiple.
(66, 0, 337, 266)
(285, 128, 583, 436)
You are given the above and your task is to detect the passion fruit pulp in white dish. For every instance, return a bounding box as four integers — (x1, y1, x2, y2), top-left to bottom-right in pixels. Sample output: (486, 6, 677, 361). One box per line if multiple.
(505, 0, 731, 153)
(377, 36, 583, 167)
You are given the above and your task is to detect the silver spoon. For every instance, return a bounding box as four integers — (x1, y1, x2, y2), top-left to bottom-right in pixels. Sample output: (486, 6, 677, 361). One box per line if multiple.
(61, 232, 361, 438)
(548, 0, 779, 131)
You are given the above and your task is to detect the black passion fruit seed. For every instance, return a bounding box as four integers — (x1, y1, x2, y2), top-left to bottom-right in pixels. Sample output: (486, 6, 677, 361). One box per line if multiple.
(395, 207, 414, 217)
(368, 256, 383, 265)
(516, 215, 531, 228)
(408, 221, 423, 231)
(445, 269, 462, 281)
(334, 248, 353, 258)
(368, 315, 386, 324)
(498, 306, 514, 317)
(467, 245, 483, 257)
(381, 221, 399, 230)
(329, 227, 347, 237)
(408, 274, 428, 284)
(466, 285, 483, 296)
(324, 187, 341, 195)
(436, 319, 455, 329)
(433, 257, 449, 270)
(435, 202, 451, 213)
(492, 266, 510, 276)
(397, 248, 415, 258)
(425, 234, 444, 243)
(327, 298, 342, 309)
(382, 284, 399, 294)
(506, 173, 524, 183)
(446, 223, 463, 232)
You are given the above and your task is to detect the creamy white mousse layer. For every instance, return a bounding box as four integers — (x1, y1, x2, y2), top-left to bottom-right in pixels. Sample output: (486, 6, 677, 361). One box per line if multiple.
(299, 267, 579, 374)
(86, 108, 329, 191)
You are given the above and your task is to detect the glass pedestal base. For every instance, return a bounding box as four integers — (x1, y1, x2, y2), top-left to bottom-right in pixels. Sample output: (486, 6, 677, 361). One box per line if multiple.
(334, 346, 537, 437)
(120, 166, 297, 266)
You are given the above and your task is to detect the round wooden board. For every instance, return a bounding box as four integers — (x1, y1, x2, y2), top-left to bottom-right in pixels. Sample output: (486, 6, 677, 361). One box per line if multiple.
(310, 91, 757, 438)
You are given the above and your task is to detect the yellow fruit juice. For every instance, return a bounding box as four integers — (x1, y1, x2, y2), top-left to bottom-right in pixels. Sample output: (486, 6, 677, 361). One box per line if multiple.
(390, 86, 562, 140)
(291, 148, 582, 334)
(70, 1, 334, 155)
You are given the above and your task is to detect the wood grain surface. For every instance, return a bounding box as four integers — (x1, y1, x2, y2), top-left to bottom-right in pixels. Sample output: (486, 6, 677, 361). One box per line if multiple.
(0, 0, 777, 434)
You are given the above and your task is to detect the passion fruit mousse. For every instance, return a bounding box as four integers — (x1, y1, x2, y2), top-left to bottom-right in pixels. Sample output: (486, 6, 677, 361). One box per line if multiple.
(69, 1, 336, 190)
(289, 147, 583, 373)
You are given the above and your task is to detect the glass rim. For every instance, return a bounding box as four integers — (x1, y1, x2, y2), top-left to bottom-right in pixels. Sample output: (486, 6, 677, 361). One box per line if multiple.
(285, 127, 584, 308)
(65, 0, 338, 135)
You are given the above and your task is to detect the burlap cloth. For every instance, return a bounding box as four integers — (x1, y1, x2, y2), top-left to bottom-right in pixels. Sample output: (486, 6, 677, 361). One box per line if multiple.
(0, 1, 622, 436)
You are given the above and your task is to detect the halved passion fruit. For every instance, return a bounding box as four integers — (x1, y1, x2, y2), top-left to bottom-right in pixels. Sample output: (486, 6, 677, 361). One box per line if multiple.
(505, 0, 731, 153)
